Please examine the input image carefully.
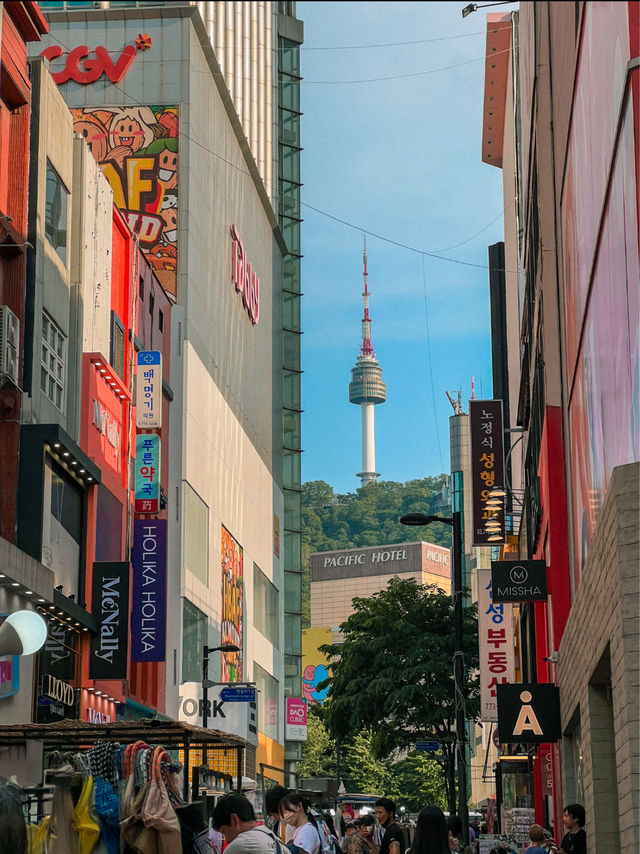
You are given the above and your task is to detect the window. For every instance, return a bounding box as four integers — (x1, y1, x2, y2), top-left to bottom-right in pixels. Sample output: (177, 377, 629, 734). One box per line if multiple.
(183, 483, 209, 584)
(254, 663, 279, 741)
(41, 457, 83, 597)
(95, 486, 123, 562)
(45, 160, 68, 263)
(158, 310, 164, 332)
(139, 276, 145, 300)
(182, 598, 206, 682)
(41, 312, 65, 410)
(253, 564, 279, 648)
(111, 312, 125, 380)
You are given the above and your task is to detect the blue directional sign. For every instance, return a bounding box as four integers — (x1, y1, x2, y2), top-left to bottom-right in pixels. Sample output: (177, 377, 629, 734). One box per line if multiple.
(415, 741, 440, 752)
(220, 686, 256, 703)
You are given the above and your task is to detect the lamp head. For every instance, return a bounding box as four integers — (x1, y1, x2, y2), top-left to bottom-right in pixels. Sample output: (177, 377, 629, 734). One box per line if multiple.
(400, 512, 439, 526)
(462, 3, 478, 17)
(0, 610, 48, 656)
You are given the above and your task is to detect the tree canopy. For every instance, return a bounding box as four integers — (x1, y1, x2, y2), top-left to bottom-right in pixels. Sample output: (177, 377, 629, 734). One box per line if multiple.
(319, 577, 479, 812)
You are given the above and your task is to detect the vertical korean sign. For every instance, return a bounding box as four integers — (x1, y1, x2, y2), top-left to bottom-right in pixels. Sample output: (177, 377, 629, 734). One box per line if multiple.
(131, 519, 167, 662)
(90, 562, 130, 679)
(136, 351, 162, 429)
(470, 399, 506, 545)
(135, 434, 160, 513)
(477, 568, 515, 722)
(221, 526, 243, 682)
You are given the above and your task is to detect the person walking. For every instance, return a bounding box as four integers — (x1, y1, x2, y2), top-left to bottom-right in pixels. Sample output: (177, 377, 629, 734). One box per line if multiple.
(555, 804, 586, 854)
(212, 793, 281, 853)
(526, 824, 549, 854)
(374, 798, 405, 854)
(279, 792, 322, 854)
(358, 814, 379, 854)
(410, 806, 449, 854)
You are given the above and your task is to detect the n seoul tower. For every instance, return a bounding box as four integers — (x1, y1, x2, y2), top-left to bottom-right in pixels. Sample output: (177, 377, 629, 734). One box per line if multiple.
(348, 239, 386, 486)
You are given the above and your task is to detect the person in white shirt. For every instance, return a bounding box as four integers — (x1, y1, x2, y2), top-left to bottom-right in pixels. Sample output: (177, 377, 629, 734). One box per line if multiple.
(212, 792, 281, 853)
(279, 792, 322, 854)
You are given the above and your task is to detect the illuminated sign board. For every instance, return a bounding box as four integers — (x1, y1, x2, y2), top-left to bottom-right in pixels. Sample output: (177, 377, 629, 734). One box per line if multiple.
(470, 399, 506, 545)
(136, 351, 162, 429)
(134, 434, 161, 513)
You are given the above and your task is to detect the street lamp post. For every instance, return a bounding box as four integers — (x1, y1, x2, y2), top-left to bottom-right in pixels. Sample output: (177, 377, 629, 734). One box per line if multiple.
(400, 510, 469, 843)
(202, 642, 241, 730)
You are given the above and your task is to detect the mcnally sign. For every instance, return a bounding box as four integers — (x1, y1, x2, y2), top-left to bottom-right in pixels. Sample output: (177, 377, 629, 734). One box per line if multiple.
(40, 34, 152, 86)
(310, 541, 449, 581)
(231, 224, 260, 324)
(491, 560, 547, 603)
(90, 562, 130, 680)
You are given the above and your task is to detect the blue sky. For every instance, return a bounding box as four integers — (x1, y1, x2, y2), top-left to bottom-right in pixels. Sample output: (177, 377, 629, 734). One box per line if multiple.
(297, 1, 518, 495)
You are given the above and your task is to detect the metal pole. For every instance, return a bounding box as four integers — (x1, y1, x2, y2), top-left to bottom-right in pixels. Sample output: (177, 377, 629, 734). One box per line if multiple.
(453, 510, 469, 841)
(202, 645, 209, 730)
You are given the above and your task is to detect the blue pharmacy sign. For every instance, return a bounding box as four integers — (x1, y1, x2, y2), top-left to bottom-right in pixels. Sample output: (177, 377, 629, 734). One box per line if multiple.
(135, 433, 161, 513)
(136, 351, 162, 429)
(131, 519, 167, 662)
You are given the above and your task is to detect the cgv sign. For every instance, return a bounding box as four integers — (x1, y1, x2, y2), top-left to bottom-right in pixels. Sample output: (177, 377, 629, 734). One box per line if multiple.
(40, 34, 152, 86)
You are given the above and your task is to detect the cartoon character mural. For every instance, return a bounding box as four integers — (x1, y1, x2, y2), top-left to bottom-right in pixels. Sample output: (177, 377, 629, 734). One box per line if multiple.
(301, 627, 332, 706)
(221, 526, 243, 683)
(71, 105, 179, 297)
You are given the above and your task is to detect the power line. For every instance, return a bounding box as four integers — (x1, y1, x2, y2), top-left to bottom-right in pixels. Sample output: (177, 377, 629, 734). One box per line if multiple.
(301, 31, 485, 51)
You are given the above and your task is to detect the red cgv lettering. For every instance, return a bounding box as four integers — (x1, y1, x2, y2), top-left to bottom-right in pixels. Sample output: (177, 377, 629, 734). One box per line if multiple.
(40, 44, 137, 85)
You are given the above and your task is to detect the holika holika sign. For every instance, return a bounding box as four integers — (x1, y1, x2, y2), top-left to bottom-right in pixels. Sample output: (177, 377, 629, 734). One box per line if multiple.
(90, 562, 130, 679)
(131, 519, 167, 662)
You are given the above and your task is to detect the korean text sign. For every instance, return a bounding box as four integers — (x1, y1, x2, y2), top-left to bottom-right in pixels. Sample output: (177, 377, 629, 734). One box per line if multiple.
(135, 434, 160, 513)
(477, 569, 515, 722)
(131, 519, 167, 662)
(136, 351, 162, 429)
(470, 399, 506, 545)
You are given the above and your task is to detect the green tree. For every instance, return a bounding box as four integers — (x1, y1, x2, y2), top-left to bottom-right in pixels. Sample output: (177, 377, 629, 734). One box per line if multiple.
(319, 577, 479, 814)
(296, 712, 337, 779)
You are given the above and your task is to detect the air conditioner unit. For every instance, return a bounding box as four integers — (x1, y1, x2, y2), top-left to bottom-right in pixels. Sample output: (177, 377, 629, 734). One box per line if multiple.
(0, 305, 19, 384)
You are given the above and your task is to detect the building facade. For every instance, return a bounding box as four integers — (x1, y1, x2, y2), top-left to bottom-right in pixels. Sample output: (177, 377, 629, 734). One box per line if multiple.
(37, 0, 304, 782)
(481, 2, 639, 847)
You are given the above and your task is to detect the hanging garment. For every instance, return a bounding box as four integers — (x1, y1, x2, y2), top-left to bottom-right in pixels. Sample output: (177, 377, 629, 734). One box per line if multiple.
(141, 746, 182, 854)
(73, 775, 101, 854)
(93, 777, 119, 854)
(48, 784, 80, 854)
(27, 815, 50, 854)
(0, 784, 28, 854)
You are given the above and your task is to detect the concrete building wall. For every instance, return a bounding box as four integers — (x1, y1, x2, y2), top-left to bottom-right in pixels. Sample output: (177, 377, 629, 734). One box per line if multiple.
(557, 462, 639, 852)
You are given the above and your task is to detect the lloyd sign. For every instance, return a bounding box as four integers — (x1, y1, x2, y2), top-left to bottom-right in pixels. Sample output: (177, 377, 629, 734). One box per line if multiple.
(90, 562, 130, 679)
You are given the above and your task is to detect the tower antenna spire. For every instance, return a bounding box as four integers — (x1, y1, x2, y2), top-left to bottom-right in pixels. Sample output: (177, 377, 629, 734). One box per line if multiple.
(349, 240, 386, 487)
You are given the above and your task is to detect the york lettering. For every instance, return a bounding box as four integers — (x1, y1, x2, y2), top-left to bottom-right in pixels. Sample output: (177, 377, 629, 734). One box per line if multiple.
(40, 44, 137, 85)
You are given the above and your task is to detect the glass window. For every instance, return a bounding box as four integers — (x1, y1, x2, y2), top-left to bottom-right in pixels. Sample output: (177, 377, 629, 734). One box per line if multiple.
(279, 145, 300, 183)
(41, 312, 65, 411)
(253, 564, 279, 648)
(281, 217, 301, 255)
(95, 486, 123, 562)
(283, 448, 301, 487)
(283, 369, 301, 410)
(182, 598, 206, 682)
(283, 291, 300, 331)
(284, 489, 301, 531)
(283, 408, 301, 449)
(42, 457, 83, 597)
(279, 180, 301, 218)
(183, 483, 209, 584)
(254, 663, 279, 741)
(283, 256, 301, 293)
(284, 531, 301, 571)
(284, 612, 302, 654)
(284, 570, 301, 612)
(279, 40, 300, 76)
(111, 312, 125, 380)
(45, 160, 68, 264)
(279, 77, 300, 112)
(283, 329, 301, 371)
(279, 110, 300, 146)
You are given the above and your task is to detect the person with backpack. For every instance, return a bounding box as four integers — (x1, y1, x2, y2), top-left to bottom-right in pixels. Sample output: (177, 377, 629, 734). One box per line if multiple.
(279, 792, 323, 854)
(213, 793, 282, 853)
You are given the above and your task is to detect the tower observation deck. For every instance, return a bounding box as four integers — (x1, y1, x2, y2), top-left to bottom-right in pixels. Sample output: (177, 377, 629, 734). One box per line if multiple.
(348, 240, 386, 486)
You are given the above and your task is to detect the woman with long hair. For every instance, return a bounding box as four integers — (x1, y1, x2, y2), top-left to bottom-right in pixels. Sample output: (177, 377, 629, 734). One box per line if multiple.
(410, 807, 450, 854)
(279, 792, 321, 854)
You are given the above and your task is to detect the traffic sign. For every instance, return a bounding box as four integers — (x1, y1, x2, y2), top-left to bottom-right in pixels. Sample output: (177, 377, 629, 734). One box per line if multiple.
(220, 686, 256, 703)
(415, 741, 440, 751)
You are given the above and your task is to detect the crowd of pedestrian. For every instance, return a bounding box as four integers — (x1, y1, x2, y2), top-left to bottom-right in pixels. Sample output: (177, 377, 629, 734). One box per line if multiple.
(211, 790, 586, 854)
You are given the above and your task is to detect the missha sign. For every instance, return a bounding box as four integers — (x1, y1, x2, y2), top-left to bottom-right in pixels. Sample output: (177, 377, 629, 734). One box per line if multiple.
(231, 224, 260, 324)
(40, 34, 152, 86)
